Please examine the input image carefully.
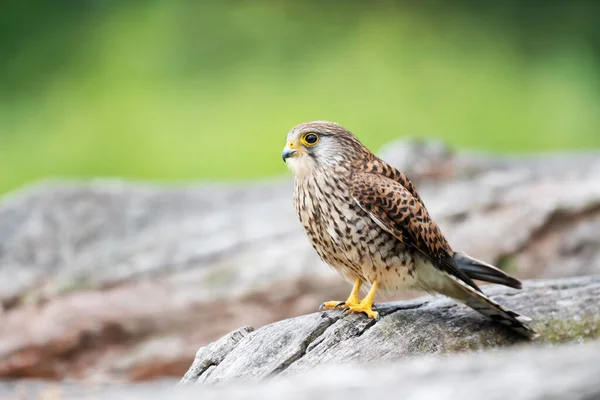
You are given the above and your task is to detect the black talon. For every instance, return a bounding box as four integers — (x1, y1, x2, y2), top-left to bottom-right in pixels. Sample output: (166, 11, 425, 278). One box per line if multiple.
(335, 301, 346, 308)
(318, 303, 325, 311)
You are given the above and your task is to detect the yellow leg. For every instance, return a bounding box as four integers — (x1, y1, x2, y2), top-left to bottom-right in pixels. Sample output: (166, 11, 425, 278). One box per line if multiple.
(342, 280, 379, 320)
(320, 278, 362, 311)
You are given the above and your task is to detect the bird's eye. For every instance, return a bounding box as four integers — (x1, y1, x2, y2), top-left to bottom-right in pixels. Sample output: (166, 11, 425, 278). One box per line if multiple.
(301, 133, 319, 146)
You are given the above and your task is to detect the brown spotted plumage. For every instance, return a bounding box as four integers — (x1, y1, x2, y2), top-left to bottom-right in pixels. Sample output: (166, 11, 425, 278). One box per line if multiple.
(282, 121, 535, 337)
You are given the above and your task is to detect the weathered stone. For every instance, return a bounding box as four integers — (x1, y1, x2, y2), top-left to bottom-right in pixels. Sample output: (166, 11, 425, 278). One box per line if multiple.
(182, 275, 600, 385)
(196, 339, 600, 400)
(180, 326, 254, 384)
(3, 326, 599, 399)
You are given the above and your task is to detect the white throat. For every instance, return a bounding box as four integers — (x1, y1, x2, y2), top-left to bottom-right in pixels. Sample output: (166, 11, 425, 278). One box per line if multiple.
(286, 156, 318, 180)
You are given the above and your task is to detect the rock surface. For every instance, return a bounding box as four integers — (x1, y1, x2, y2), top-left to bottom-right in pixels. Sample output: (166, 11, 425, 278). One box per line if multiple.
(193, 340, 600, 400)
(3, 340, 600, 399)
(181, 275, 600, 385)
(0, 140, 599, 381)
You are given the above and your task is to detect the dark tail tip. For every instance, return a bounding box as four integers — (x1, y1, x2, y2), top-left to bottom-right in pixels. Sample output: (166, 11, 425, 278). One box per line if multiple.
(453, 252, 523, 290)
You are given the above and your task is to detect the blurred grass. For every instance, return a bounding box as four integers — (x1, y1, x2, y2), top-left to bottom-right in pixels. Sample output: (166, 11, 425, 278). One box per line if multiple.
(1, 1, 599, 195)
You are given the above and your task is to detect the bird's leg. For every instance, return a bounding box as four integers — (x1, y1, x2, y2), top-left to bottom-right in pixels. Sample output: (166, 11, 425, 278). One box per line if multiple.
(342, 280, 379, 320)
(319, 278, 362, 310)
(343, 278, 362, 306)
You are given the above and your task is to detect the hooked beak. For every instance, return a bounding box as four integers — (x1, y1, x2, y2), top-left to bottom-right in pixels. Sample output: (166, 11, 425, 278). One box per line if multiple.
(282, 147, 297, 163)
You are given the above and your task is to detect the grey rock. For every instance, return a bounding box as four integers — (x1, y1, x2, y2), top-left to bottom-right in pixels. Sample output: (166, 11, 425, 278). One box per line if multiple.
(3, 341, 600, 399)
(182, 275, 600, 385)
(194, 340, 600, 400)
(202, 339, 600, 400)
(180, 326, 254, 384)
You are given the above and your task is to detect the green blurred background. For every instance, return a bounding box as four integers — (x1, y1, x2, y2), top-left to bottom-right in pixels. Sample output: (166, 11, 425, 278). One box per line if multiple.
(1, 0, 599, 195)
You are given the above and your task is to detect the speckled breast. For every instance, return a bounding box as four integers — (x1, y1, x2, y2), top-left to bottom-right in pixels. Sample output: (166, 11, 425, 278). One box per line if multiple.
(293, 173, 418, 291)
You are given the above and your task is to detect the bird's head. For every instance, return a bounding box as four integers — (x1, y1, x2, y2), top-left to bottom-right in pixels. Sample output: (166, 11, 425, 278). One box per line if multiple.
(282, 121, 367, 176)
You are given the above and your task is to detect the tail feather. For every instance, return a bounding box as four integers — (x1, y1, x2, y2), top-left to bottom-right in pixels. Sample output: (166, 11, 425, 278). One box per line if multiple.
(453, 252, 522, 289)
(444, 273, 536, 338)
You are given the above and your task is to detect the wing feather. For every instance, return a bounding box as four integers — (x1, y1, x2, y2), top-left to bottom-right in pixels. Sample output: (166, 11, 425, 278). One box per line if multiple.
(351, 172, 480, 291)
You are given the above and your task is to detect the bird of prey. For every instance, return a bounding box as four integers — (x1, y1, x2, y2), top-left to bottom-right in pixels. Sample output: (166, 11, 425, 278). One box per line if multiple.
(282, 121, 535, 338)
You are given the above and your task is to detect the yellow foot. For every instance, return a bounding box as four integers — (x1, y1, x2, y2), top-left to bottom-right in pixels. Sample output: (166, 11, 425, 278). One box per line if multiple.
(319, 278, 363, 311)
(342, 302, 379, 320)
(319, 279, 381, 320)
(319, 300, 360, 311)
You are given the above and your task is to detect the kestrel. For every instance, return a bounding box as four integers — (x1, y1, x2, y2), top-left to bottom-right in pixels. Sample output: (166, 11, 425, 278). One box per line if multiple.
(282, 121, 535, 338)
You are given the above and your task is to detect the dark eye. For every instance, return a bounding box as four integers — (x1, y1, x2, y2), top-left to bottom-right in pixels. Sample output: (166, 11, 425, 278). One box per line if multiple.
(302, 133, 319, 146)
